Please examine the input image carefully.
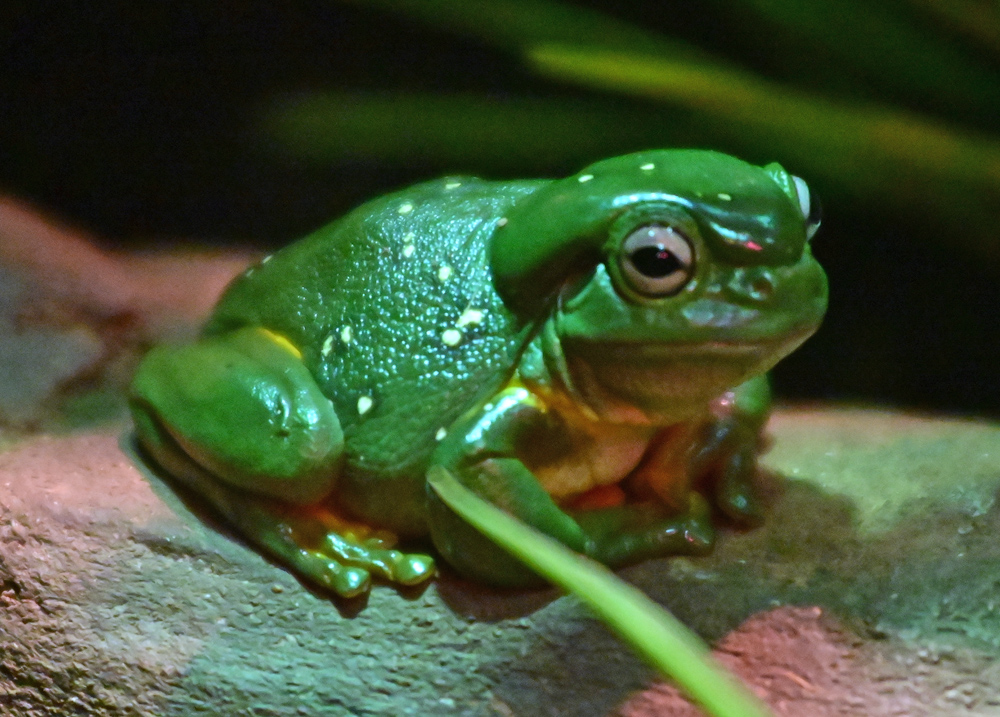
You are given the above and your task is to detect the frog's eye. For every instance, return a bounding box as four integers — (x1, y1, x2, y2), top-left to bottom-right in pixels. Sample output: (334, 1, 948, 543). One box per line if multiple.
(618, 225, 695, 298)
(792, 175, 822, 240)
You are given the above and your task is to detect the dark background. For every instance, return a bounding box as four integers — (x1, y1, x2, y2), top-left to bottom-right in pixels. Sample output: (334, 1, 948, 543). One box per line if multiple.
(2, 1, 997, 417)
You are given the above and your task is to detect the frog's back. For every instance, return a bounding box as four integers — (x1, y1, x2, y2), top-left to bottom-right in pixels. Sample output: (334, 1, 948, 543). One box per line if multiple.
(206, 177, 546, 531)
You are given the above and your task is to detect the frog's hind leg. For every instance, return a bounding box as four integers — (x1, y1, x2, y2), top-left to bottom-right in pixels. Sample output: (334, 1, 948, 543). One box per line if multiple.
(133, 423, 430, 597)
(129, 326, 433, 597)
(129, 422, 379, 597)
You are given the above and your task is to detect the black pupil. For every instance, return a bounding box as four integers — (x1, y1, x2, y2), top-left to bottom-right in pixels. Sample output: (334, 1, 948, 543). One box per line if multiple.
(630, 245, 681, 278)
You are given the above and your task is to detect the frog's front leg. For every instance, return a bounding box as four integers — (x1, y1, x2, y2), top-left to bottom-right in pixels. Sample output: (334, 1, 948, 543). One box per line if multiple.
(692, 374, 773, 525)
(129, 326, 433, 597)
(427, 386, 714, 587)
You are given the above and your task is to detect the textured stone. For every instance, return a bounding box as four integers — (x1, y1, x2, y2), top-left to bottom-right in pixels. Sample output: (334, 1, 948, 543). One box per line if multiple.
(0, 196, 252, 429)
(0, 409, 998, 716)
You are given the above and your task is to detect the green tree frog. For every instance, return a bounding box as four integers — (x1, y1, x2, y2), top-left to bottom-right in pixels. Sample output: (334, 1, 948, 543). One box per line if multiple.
(130, 149, 827, 598)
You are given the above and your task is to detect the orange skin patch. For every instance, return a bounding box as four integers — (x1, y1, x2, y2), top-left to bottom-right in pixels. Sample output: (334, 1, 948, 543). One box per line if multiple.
(567, 483, 628, 511)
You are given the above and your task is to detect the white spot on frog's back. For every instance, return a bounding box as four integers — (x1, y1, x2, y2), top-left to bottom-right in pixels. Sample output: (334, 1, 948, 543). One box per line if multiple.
(340, 326, 353, 344)
(357, 396, 374, 415)
(578, 174, 594, 183)
(321, 334, 335, 357)
(456, 307, 484, 328)
(717, 192, 732, 201)
(640, 163, 655, 171)
(437, 265, 453, 283)
(435, 427, 447, 441)
(397, 202, 414, 214)
(496, 217, 508, 227)
(444, 181, 462, 190)
(441, 328, 463, 347)
(401, 231, 417, 259)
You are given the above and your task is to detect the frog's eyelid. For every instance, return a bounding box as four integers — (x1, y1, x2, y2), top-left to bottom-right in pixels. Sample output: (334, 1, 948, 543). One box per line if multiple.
(791, 175, 810, 221)
(791, 175, 821, 240)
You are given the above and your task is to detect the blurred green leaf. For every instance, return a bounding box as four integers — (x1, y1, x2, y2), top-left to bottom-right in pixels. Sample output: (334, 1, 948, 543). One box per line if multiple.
(427, 466, 774, 717)
(714, 0, 1000, 124)
(337, 0, 708, 59)
(312, 0, 1000, 266)
(903, 0, 1000, 58)
(527, 44, 1000, 263)
(264, 91, 701, 172)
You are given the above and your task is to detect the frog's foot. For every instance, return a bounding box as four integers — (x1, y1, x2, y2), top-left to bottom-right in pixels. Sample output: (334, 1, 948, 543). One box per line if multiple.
(572, 493, 715, 567)
(711, 444, 763, 526)
(692, 418, 765, 526)
(237, 501, 436, 598)
(152, 463, 435, 598)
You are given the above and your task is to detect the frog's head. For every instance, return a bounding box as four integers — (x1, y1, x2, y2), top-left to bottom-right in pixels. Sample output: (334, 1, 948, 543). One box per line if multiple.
(490, 149, 828, 423)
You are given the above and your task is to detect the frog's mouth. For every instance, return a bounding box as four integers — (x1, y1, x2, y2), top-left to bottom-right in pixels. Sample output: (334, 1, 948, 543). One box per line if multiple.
(557, 331, 812, 424)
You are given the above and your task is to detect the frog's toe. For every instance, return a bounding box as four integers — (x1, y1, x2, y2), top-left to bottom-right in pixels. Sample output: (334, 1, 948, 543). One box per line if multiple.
(287, 548, 373, 598)
(321, 532, 436, 587)
(390, 552, 436, 586)
(679, 495, 716, 553)
(331, 565, 372, 597)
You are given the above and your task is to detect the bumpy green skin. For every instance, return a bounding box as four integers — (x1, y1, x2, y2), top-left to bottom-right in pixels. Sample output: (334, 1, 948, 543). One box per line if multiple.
(130, 149, 827, 597)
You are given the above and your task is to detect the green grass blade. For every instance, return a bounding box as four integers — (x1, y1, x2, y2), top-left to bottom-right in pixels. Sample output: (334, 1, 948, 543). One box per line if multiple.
(340, 0, 1000, 123)
(903, 0, 1000, 59)
(426, 466, 774, 717)
(715, 0, 1000, 121)
(335, 0, 707, 60)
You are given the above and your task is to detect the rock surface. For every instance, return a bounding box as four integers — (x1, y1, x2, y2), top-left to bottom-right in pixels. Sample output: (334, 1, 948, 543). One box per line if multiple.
(1, 409, 999, 716)
(0, 196, 253, 429)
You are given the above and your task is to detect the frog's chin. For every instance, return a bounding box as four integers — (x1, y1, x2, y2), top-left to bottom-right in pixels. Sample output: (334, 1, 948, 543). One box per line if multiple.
(558, 333, 811, 425)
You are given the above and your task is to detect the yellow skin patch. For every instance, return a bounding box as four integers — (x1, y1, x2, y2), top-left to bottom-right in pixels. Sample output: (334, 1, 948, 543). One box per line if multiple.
(278, 502, 398, 549)
(534, 418, 658, 501)
(258, 328, 302, 360)
(506, 376, 681, 502)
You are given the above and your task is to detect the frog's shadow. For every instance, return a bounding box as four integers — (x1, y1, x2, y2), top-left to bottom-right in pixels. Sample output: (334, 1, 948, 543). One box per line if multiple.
(119, 430, 563, 620)
(433, 481, 788, 621)
(120, 430, 792, 624)
(434, 570, 562, 620)
(120, 431, 378, 617)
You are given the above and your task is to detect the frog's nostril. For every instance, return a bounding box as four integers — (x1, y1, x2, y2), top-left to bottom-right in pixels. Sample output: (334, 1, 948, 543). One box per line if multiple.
(749, 278, 774, 301)
(728, 269, 776, 303)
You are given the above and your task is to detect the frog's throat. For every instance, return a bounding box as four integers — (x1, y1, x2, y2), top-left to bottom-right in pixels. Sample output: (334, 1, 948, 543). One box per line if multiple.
(532, 315, 811, 427)
(530, 316, 662, 425)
